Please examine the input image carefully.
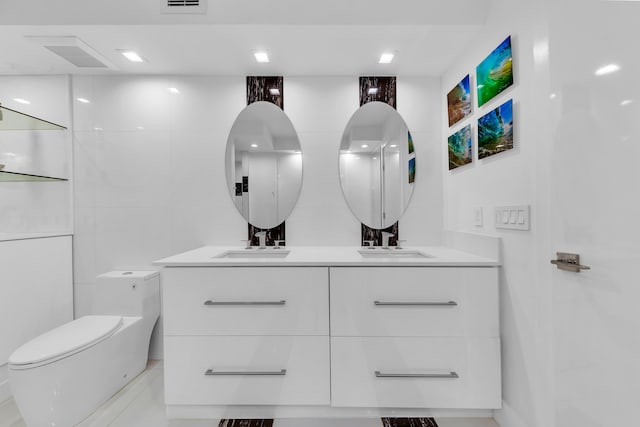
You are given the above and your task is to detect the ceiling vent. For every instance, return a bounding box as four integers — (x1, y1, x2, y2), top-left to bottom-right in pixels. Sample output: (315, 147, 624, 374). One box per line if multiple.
(25, 36, 118, 70)
(162, 0, 207, 14)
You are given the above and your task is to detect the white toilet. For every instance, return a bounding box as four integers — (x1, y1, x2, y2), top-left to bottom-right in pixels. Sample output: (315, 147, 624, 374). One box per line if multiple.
(8, 271, 160, 427)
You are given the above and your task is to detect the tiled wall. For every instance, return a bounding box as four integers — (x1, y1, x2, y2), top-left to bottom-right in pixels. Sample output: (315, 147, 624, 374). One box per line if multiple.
(358, 76, 399, 246)
(245, 76, 286, 246)
(71, 75, 444, 357)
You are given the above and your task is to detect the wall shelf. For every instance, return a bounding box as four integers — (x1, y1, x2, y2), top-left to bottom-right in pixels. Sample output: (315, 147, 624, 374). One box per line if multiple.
(0, 105, 66, 130)
(0, 103, 68, 182)
(0, 170, 67, 182)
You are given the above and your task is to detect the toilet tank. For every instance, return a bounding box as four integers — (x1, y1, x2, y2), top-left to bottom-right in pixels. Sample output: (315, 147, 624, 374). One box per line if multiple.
(93, 271, 160, 320)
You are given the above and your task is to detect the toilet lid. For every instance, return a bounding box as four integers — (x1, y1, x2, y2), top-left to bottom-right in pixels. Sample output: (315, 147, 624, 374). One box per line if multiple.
(8, 315, 123, 367)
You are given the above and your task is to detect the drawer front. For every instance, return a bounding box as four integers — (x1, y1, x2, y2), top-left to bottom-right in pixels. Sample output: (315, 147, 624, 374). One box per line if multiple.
(163, 267, 328, 335)
(164, 336, 330, 405)
(330, 267, 498, 337)
(331, 337, 501, 409)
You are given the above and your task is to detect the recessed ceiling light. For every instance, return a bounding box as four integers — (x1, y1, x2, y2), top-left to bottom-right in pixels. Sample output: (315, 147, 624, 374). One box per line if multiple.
(595, 63, 620, 76)
(620, 99, 633, 106)
(367, 88, 378, 95)
(136, 126, 145, 130)
(121, 51, 144, 63)
(13, 98, 30, 105)
(361, 144, 369, 148)
(168, 87, 180, 94)
(269, 88, 280, 96)
(379, 53, 394, 64)
(94, 127, 103, 131)
(549, 93, 557, 99)
(254, 51, 269, 63)
(76, 98, 90, 103)
(251, 143, 258, 148)
(390, 144, 397, 148)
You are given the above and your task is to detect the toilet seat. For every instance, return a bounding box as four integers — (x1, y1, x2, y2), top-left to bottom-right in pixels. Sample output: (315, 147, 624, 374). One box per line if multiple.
(9, 315, 123, 370)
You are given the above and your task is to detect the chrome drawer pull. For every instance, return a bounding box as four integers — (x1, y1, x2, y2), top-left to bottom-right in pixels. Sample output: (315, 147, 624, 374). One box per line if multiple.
(374, 370, 459, 379)
(205, 369, 287, 376)
(373, 300, 457, 307)
(204, 300, 286, 306)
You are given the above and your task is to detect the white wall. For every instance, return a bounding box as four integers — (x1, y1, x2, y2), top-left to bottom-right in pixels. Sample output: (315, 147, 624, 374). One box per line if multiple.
(71, 75, 444, 357)
(441, 1, 552, 426)
(0, 236, 73, 401)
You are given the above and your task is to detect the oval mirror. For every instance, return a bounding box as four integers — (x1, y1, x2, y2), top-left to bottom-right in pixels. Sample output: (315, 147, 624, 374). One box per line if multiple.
(339, 101, 415, 229)
(225, 101, 303, 229)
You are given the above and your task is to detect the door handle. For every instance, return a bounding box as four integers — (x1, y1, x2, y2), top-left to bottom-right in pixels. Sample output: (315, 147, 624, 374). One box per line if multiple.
(550, 252, 590, 272)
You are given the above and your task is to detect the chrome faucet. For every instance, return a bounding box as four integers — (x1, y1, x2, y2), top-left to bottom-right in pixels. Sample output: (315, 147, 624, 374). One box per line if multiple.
(381, 232, 394, 249)
(255, 231, 267, 249)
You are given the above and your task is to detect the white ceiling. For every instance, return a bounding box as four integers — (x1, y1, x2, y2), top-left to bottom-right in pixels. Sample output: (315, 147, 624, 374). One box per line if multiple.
(0, 0, 491, 76)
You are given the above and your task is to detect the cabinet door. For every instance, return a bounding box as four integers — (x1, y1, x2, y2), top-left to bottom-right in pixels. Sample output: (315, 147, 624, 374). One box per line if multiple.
(165, 336, 330, 405)
(331, 336, 501, 409)
(163, 267, 328, 336)
(330, 267, 498, 337)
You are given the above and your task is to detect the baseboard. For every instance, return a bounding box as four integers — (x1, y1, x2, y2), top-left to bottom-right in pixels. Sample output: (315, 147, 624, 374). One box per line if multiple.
(493, 400, 529, 427)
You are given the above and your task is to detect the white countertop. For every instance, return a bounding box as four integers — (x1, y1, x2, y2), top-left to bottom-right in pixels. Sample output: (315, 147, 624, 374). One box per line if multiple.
(153, 245, 500, 267)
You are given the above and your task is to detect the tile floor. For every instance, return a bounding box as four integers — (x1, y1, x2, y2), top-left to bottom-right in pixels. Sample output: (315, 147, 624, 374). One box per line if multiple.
(0, 361, 499, 427)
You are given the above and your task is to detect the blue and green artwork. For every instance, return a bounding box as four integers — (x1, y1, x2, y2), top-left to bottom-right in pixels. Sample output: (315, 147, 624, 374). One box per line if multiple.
(448, 124, 473, 170)
(408, 131, 414, 154)
(447, 74, 472, 127)
(476, 36, 513, 107)
(408, 157, 416, 183)
(478, 99, 513, 159)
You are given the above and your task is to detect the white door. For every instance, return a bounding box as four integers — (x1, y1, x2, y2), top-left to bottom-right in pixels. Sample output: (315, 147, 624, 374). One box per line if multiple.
(549, 0, 640, 425)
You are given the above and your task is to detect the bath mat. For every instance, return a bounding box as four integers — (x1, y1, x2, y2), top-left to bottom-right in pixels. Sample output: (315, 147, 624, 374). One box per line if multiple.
(218, 420, 274, 427)
(381, 418, 439, 427)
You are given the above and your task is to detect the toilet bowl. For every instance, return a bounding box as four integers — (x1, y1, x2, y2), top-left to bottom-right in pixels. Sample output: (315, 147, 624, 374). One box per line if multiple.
(8, 271, 160, 427)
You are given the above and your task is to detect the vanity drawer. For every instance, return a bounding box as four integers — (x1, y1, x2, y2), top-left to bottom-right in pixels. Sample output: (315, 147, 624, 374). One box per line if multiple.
(163, 267, 328, 335)
(164, 335, 330, 405)
(330, 267, 498, 337)
(330, 336, 501, 409)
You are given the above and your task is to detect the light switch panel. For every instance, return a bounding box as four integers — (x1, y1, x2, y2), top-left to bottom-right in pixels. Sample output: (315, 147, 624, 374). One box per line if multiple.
(473, 207, 483, 226)
(495, 205, 530, 230)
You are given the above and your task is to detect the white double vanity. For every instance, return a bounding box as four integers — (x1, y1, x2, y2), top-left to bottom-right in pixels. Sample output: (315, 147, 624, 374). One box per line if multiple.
(154, 242, 501, 419)
(152, 98, 501, 419)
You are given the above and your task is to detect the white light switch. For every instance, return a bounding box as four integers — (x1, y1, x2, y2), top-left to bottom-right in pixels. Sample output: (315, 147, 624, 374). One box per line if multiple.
(495, 205, 531, 230)
(509, 210, 517, 224)
(473, 207, 483, 226)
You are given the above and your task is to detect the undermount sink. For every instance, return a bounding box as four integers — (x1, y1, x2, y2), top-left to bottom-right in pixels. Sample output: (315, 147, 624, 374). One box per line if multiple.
(358, 249, 432, 258)
(213, 249, 290, 259)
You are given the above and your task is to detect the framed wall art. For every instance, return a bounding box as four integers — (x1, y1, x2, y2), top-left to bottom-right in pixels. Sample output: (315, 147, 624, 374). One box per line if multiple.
(447, 74, 472, 127)
(478, 99, 513, 159)
(476, 36, 513, 107)
(448, 124, 473, 170)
